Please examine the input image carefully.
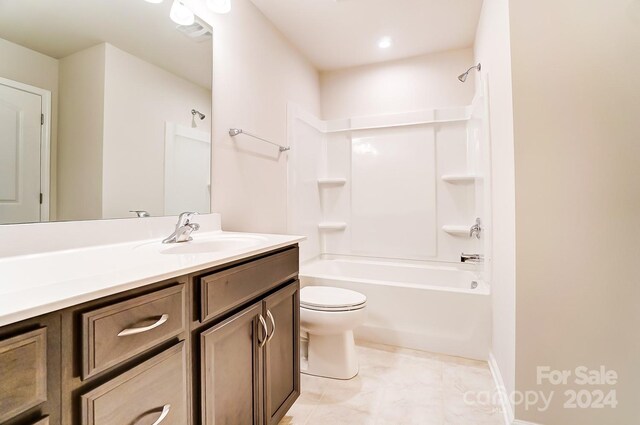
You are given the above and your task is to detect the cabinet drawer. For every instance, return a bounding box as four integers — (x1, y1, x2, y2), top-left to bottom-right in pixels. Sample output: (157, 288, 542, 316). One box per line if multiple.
(82, 284, 186, 379)
(81, 341, 188, 425)
(0, 328, 47, 423)
(32, 418, 49, 425)
(200, 247, 298, 323)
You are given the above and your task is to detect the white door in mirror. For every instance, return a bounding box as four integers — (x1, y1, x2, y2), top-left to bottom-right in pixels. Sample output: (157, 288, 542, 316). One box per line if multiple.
(0, 83, 42, 224)
(164, 123, 211, 216)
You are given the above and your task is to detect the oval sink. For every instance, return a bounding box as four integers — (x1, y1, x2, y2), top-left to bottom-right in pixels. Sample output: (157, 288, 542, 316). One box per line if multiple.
(159, 235, 267, 255)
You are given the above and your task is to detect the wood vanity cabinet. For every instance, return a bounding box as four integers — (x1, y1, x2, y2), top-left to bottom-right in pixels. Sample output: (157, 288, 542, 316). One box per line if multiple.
(0, 314, 60, 425)
(263, 282, 300, 425)
(0, 244, 299, 425)
(199, 280, 300, 425)
(80, 342, 189, 425)
(200, 302, 263, 424)
(195, 246, 300, 425)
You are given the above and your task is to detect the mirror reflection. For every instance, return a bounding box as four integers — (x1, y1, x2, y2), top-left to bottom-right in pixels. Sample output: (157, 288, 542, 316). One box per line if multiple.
(0, 0, 212, 225)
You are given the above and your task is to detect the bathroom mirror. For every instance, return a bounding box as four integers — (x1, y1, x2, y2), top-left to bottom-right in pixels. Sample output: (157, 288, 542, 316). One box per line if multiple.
(0, 0, 212, 225)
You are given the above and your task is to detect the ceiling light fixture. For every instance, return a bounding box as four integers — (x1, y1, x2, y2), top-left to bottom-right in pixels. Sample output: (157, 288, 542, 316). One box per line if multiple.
(378, 36, 393, 49)
(144, 0, 164, 3)
(170, 0, 195, 25)
(206, 0, 231, 14)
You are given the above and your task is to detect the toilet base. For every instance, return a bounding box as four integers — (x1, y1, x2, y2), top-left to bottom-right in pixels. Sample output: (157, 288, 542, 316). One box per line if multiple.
(303, 330, 359, 380)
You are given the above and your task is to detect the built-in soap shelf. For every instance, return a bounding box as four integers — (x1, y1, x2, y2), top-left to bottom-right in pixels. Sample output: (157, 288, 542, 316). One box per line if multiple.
(317, 178, 347, 186)
(318, 222, 347, 230)
(442, 225, 471, 237)
(317, 180, 347, 231)
(441, 174, 477, 184)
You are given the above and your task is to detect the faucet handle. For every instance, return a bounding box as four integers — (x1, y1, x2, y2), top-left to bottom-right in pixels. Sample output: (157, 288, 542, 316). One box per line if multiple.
(469, 217, 482, 238)
(177, 211, 198, 225)
(130, 210, 150, 218)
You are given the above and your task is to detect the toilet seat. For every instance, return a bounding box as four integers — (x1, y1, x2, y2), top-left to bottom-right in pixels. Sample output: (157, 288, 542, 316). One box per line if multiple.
(300, 286, 367, 312)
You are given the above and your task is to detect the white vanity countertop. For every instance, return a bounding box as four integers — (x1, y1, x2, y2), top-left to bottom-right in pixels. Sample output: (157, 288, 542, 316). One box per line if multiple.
(0, 230, 304, 327)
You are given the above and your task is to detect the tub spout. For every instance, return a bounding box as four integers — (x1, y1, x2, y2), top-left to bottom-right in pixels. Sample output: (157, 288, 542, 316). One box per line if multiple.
(461, 253, 484, 263)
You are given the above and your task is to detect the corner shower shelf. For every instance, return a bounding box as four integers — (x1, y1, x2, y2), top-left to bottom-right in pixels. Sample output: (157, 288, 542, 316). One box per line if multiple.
(317, 178, 347, 186)
(441, 174, 477, 183)
(318, 222, 347, 230)
(442, 225, 471, 237)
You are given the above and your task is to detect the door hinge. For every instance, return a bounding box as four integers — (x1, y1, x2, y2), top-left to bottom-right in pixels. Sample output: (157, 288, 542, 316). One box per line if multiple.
(39, 193, 43, 204)
(41, 114, 44, 125)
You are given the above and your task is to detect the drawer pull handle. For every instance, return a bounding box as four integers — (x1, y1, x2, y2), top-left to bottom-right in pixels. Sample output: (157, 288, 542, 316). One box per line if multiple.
(266, 310, 276, 343)
(117, 314, 169, 337)
(258, 314, 268, 348)
(150, 404, 171, 425)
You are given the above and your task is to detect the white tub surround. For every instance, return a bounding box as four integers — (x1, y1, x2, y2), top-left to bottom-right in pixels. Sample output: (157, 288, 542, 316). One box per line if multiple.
(0, 214, 304, 326)
(300, 257, 491, 360)
(287, 103, 483, 265)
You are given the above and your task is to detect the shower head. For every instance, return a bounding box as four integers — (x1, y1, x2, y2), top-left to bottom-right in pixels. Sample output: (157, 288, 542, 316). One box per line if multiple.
(191, 109, 205, 120)
(458, 63, 481, 83)
(191, 109, 205, 128)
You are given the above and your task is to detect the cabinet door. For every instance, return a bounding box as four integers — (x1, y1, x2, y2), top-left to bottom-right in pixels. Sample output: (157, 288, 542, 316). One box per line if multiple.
(263, 281, 300, 425)
(201, 302, 264, 425)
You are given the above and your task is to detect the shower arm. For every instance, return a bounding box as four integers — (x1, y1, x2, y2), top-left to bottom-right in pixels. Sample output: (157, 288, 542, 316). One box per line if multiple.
(466, 63, 481, 74)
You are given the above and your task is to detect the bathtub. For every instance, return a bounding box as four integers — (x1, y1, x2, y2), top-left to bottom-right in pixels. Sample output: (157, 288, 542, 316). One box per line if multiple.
(300, 257, 491, 360)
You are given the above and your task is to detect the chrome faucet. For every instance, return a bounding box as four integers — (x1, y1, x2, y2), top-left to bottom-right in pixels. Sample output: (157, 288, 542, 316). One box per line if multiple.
(461, 253, 484, 263)
(163, 212, 200, 244)
(469, 217, 482, 239)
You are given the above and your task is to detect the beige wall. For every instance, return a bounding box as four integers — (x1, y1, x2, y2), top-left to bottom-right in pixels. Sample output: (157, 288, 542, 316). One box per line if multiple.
(191, 0, 321, 234)
(0, 38, 59, 220)
(102, 43, 211, 219)
(320, 48, 475, 120)
(473, 0, 516, 417)
(511, 0, 640, 423)
(190, 1, 472, 234)
(57, 44, 105, 221)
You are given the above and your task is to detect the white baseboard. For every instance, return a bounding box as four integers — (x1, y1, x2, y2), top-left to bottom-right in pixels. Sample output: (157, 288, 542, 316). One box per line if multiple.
(487, 354, 543, 425)
(488, 352, 515, 425)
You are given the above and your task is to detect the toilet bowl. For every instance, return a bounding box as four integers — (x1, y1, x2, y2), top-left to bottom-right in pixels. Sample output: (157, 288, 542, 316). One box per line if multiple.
(300, 286, 367, 380)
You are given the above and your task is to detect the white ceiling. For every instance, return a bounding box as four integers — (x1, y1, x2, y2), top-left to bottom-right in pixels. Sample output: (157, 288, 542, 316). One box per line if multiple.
(249, 0, 483, 71)
(0, 0, 212, 89)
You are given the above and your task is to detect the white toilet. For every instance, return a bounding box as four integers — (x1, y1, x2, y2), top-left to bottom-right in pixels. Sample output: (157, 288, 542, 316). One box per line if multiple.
(300, 286, 367, 380)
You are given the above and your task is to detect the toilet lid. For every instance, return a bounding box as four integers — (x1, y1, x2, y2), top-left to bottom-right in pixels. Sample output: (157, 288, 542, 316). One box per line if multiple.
(300, 286, 367, 311)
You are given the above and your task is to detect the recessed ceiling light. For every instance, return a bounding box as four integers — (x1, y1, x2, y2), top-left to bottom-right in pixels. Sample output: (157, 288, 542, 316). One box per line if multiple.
(378, 36, 392, 49)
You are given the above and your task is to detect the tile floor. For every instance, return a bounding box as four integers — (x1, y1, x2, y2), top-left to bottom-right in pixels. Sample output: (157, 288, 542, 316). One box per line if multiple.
(279, 341, 504, 425)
